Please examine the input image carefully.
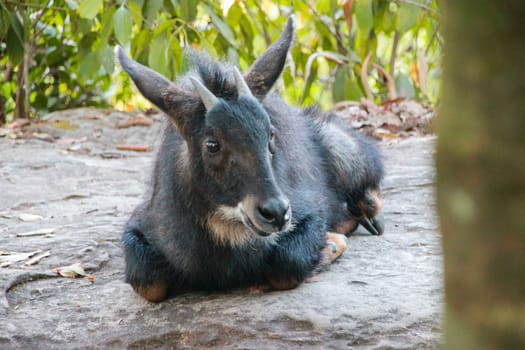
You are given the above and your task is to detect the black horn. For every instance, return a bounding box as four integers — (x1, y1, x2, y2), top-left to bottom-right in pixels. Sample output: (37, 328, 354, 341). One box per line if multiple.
(189, 77, 219, 111)
(245, 16, 295, 98)
(233, 67, 253, 99)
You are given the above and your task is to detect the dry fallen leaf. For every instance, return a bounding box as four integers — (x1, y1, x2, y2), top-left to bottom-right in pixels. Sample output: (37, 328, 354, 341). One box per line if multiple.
(0, 250, 43, 268)
(17, 227, 55, 237)
(24, 251, 51, 266)
(0, 211, 13, 219)
(116, 144, 151, 152)
(32, 132, 55, 142)
(18, 213, 44, 222)
(116, 115, 153, 129)
(57, 136, 88, 145)
(55, 262, 87, 278)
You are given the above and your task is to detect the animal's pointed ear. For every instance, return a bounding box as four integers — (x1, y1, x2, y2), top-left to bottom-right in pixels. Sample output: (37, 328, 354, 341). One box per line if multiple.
(115, 47, 201, 137)
(245, 16, 295, 98)
(115, 46, 187, 114)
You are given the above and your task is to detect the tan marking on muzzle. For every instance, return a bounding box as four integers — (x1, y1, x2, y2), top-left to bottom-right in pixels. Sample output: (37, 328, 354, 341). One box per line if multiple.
(206, 204, 253, 247)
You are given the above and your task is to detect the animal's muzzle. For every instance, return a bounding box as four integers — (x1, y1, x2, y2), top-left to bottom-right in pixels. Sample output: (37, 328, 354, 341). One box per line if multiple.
(256, 196, 291, 232)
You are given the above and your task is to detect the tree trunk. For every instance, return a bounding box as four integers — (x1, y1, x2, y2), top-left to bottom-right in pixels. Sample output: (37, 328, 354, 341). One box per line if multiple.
(438, 2, 525, 349)
(14, 61, 26, 120)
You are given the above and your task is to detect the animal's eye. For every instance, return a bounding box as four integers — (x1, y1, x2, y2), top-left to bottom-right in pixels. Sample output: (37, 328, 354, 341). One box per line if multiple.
(269, 130, 276, 154)
(205, 139, 221, 154)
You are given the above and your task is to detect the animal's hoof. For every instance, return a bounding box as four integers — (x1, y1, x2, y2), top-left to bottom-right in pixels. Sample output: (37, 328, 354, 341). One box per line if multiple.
(359, 212, 384, 236)
(323, 232, 348, 263)
(347, 189, 384, 235)
(326, 241, 338, 254)
(132, 280, 168, 302)
(267, 277, 300, 291)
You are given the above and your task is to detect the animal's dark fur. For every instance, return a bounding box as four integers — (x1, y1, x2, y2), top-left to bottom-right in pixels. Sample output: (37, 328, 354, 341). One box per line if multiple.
(117, 17, 384, 300)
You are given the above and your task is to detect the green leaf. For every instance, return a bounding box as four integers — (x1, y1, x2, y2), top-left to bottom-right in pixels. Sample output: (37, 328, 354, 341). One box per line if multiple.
(301, 59, 318, 104)
(64, 0, 78, 10)
(148, 34, 170, 78)
(7, 12, 24, 42)
(203, 4, 237, 47)
(114, 6, 133, 46)
(1, 82, 13, 99)
(132, 0, 144, 8)
(153, 19, 176, 38)
(180, 0, 197, 22)
(395, 73, 415, 99)
(239, 14, 254, 55)
(144, 0, 162, 23)
(131, 29, 150, 58)
(79, 31, 97, 48)
(397, 2, 421, 33)
(72, 15, 93, 35)
(6, 26, 24, 65)
(98, 45, 115, 74)
(226, 2, 243, 24)
(0, 10, 9, 37)
(375, 2, 398, 34)
(169, 35, 183, 74)
(197, 35, 218, 58)
(332, 65, 363, 102)
(78, 0, 102, 19)
(354, 0, 373, 34)
(227, 47, 239, 65)
(32, 90, 48, 109)
(128, 0, 143, 28)
(78, 51, 100, 81)
(355, 29, 377, 60)
(99, 6, 115, 45)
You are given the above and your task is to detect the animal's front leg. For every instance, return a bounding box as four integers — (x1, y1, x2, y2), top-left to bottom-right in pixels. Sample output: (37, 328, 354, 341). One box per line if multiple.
(122, 227, 172, 302)
(266, 232, 347, 290)
(264, 216, 330, 290)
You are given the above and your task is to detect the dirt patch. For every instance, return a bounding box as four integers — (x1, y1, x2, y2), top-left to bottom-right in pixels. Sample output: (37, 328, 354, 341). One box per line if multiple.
(0, 108, 442, 349)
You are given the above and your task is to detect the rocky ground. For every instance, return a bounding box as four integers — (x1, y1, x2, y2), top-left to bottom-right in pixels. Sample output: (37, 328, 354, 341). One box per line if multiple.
(0, 108, 441, 349)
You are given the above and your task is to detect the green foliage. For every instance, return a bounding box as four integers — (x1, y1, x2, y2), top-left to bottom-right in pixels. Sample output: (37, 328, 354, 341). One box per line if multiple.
(0, 0, 441, 122)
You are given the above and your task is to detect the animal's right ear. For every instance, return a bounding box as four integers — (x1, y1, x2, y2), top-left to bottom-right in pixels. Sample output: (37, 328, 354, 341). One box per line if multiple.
(244, 16, 295, 99)
(115, 46, 198, 134)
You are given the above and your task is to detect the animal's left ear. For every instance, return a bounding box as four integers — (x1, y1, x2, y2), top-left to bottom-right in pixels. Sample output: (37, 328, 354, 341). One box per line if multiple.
(244, 16, 295, 99)
(115, 46, 182, 113)
(115, 46, 201, 137)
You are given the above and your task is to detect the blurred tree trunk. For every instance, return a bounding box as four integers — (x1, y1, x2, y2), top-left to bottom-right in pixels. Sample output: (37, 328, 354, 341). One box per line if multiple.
(1, 63, 14, 124)
(438, 2, 525, 349)
(14, 62, 26, 120)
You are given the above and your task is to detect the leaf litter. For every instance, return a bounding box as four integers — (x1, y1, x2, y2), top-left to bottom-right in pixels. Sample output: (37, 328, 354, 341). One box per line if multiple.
(1, 251, 94, 282)
(16, 227, 56, 237)
(0, 250, 44, 268)
(18, 213, 44, 222)
(24, 251, 51, 266)
(55, 262, 94, 282)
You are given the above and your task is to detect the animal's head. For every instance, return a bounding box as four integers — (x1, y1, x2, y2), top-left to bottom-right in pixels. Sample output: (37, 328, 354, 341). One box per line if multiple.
(116, 17, 295, 243)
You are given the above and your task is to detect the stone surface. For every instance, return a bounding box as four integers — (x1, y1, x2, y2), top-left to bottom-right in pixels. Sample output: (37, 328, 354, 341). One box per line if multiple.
(0, 108, 442, 349)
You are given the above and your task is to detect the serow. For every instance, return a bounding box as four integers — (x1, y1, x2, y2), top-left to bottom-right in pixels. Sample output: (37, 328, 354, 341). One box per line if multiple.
(116, 16, 384, 302)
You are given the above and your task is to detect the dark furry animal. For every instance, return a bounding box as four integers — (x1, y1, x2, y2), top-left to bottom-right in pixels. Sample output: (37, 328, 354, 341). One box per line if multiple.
(116, 17, 384, 302)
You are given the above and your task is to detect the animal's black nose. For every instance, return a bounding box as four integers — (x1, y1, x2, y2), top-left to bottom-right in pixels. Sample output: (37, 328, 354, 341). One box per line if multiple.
(257, 197, 291, 231)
